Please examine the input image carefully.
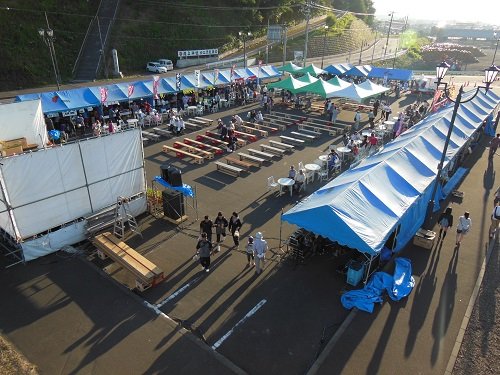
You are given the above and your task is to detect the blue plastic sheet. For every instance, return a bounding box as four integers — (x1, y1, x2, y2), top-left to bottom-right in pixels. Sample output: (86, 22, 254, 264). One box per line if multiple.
(341, 257, 415, 313)
(154, 176, 195, 197)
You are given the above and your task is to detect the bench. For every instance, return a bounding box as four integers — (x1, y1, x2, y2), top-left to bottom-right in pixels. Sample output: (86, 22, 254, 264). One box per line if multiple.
(302, 121, 338, 136)
(173, 141, 214, 159)
(184, 138, 224, 155)
(162, 145, 204, 164)
(260, 144, 286, 156)
(271, 111, 307, 123)
(280, 135, 306, 146)
(238, 152, 265, 167)
(194, 117, 213, 126)
(142, 131, 161, 142)
(269, 140, 295, 152)
(206, 130, 248, 147)
(240, 124, 268, 138)
(245, 121, 278, 133)
(234, 130, 258, 143)
(183, 121, 203, 131)
(215, 161, 244, 177)
(297, 124, 322, 135)
(225, 157, 254, 171)
(196, 133, 226, 146)
(190, 118, 208, 127)
(247, 148, 275, 161)
(290, 131, 318, 141)
(153, 127, 172, 138)
(93, 232, 165, 291)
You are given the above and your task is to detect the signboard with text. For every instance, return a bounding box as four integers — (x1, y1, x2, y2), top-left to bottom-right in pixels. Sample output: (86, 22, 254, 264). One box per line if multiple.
(178, 49, 219, 58)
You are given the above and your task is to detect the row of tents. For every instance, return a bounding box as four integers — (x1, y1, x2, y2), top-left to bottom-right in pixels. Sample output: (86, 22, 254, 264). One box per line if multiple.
(268, 72, 390, 101)
(279, 62, 414, 81)
(15, 65, 282, 114)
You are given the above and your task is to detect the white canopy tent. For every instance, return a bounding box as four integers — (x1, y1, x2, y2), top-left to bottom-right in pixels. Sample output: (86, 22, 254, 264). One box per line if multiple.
(0, 100, 49, 146)
(327, 82, 389, 101)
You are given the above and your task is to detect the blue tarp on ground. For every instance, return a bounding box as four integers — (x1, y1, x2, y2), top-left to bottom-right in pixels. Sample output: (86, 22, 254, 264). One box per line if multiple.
(367, 67, 414, 81)
(282, 88, 500, 255)
(154, 176, 195, 197)
(341, 257, 415, 313)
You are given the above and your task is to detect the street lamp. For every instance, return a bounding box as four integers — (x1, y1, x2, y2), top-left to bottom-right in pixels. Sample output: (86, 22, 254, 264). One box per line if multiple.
(239, 31, 252, 69)
(38, 27, 61, 90)
(384, 12, 394, 59)
(321, 25, 329, 69)
(424, 62, 499, 225)
(493, 32, 499, 65)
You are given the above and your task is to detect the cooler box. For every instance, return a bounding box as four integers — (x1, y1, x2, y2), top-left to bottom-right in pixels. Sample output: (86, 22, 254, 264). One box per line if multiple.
(347, 261, 365, 286)
(413, 228, 436, 249)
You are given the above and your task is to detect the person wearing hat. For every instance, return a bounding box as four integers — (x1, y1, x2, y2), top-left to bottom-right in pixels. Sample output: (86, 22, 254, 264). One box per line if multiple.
(245, 236, 255, 266)
(200, 215, 213, 243)
(456, 211, 472, 246)
(195, 232, 213, 272)
(253, 232, 268, 275)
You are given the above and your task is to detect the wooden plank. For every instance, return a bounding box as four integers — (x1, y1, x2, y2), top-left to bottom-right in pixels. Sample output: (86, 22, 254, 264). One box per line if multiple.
(194, 117, 214, 126)
(183, 138, 224, 155)
(290, 131, 317, 140)
(280, 135, 305, 145)
(153, 128, 172, 137)
(183, 121, 203, 130)
(244, 121, 278, 133)
(196, 133, 226, 146)
(93, 232, 163, 283)
(173, 141, 214, 159)
(162, 145, 204, 164)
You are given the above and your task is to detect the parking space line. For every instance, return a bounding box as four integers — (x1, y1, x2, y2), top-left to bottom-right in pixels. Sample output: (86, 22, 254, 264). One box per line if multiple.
(211, 299, 267, 350)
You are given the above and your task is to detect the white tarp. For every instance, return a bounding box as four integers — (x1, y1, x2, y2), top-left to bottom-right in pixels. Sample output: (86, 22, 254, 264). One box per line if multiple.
(0, 99, 49, 146)
(0, 129, 146, 256)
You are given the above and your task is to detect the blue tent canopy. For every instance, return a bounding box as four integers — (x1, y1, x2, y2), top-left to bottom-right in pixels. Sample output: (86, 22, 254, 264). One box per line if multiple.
(282, 89, 500, 255)
(16, 89, 100, 113)
(142, 78, 177, 95)
(344, 65, 373, 77)
(367, 67, 413, 81)
(324, 63, 353, 76)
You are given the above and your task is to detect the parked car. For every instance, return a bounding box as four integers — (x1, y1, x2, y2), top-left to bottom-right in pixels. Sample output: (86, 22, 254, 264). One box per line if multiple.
(146, 62, 167, 73)
(157, 59, 174, 71)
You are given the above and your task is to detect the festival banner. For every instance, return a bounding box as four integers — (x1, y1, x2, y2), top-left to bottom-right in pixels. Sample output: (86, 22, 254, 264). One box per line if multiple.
(194, 70, 200, 88)
(99, 87, 108, 103)
(230, 64, 236, 83)
(175, 73, 181, 91)
(214, 69, 219, 85)
(127, 84, 134, 98)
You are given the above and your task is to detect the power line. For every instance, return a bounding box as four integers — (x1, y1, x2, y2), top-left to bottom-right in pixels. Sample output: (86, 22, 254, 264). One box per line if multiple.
(133, 0, 304, 11)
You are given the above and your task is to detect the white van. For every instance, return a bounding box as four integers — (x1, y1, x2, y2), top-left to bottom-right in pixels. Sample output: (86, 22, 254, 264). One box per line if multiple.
(158, 59, 174, 71)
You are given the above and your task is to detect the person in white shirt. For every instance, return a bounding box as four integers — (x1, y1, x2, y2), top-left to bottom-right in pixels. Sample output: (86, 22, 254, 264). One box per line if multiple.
(351, 131, 361, 141)
(176, 117, 185, 135)
(253, 232, 268, 275)
(255, 111, 264, 124)
(354, 110, 361, 130)
(294, 169, 306, 191)
(233, 114, 243, 130)
(456, 211, 472, 246)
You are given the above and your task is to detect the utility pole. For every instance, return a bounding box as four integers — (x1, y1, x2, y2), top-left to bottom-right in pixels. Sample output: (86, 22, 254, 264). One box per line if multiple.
(384, 11, 394, 59)
(282, 24, 288, 66)
(493, 32, 499, 65)
(44, 12, 61, 87)
(303, 0, 311, 66)
(266, 18, 270, 65)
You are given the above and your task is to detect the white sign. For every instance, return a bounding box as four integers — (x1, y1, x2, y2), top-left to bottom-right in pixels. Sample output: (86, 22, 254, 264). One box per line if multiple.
(62, 110, 77, 117)
(177, 49, 219, 58)
(267, 25, 283, 42)
(293, 51, 304, 62)
(194, 70, 200, 88)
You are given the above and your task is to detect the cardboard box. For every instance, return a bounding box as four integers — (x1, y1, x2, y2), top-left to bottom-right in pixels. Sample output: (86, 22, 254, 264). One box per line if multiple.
(1, 145, 24, 156)
(0, 138, 27, 150)
(413, 228, 436, 249)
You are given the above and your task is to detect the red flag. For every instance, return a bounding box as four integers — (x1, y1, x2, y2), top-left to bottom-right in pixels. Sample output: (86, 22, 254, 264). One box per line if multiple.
(99, 87, 108, 103)
(153, 76, 160, 99)
(128, 84, 134, 98)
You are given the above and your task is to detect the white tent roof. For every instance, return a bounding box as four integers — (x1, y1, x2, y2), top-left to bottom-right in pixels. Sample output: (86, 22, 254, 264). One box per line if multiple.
(327, 82, 387, 101)
(357, 80, 391, 95)
(0, 100, 48, 147)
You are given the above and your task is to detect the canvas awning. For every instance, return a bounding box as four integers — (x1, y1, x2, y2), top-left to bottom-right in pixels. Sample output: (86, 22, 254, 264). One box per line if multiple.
(344, 65, 373, 77)
(295, 78, 343, 98)
(267, 75, 310, 93)
(278, 62, 302, 73)
(324, 63, 353, 76)
(295, 64, 327, 77)
(367, 67, 413, 81)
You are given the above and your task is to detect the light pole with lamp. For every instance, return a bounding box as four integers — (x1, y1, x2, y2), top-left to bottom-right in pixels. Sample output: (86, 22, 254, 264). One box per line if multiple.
(424, 62, 499, 225)
(239, 31, 252, 69)
(320, 25, 329, 69)
(384, 11, 394, 59)
(38, 27, 61, 90)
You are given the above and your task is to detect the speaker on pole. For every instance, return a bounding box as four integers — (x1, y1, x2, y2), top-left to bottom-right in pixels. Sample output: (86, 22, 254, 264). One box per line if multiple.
(168, 167, 183, 187)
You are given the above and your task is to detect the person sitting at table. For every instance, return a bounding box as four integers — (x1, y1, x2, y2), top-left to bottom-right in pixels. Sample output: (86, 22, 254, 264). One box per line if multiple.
(368, 132, 378, 151)
(288, 165, 296, 180)
(327, 150, 340, 170)
(360, 135, 369, 149)
(342, 133, 350, 146)
(347, 139, 356, 150)
(351, 131, 361, 142)
(351, 143, 359, 157)
(294, 169, 306, 191)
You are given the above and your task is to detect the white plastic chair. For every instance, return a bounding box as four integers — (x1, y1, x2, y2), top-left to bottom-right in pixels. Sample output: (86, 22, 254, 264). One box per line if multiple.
(196, 106, 204, 115)
(267, 176, 279, 193)
(298, 161, 304, 172)
(305, 170, 314, 184)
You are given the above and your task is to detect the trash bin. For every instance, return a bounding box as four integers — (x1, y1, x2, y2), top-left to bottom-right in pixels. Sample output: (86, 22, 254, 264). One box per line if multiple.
(347, 261, 365, 286)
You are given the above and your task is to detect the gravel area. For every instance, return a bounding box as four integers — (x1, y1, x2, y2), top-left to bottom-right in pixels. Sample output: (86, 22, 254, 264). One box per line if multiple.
(453, 239, 500, 375)
(0, 335, 38, 375)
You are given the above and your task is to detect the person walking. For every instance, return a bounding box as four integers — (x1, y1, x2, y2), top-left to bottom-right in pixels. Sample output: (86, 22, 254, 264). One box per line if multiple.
(373, 99, 380, 118)
(200, 215, 213, 243)
(228, 212, 242, 248)
(245, 236, 255, 266)
(489, 133, 500, 160)
(456, 211, 472, 246)
(213, 211, 228, 244)
(489, 202, 500, 239)
(253, 232, 268, 275)
(195, 232, 213, 272)
(330, 105, 340, 125)
(438, 207, 454, 242)
(353, 110, 361, 131)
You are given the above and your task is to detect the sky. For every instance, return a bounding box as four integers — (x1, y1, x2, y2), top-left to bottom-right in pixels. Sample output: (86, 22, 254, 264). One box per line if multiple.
(374, 0, 499, 26)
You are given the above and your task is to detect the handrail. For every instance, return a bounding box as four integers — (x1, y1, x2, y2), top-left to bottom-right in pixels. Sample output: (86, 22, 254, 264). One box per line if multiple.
(95, 0, 121, 78)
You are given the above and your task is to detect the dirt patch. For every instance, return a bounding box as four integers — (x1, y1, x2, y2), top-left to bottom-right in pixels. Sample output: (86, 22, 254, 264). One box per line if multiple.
(0, 335, 38, 375)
